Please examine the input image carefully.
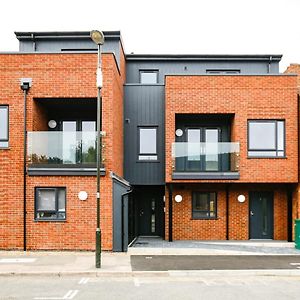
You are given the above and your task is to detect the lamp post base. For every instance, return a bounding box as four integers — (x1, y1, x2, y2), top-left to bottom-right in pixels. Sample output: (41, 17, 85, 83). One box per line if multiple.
(95, 229, 101, 268)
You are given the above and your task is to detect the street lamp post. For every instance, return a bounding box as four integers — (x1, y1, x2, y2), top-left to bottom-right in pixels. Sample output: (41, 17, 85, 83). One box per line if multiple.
(90, 30, 105, 268)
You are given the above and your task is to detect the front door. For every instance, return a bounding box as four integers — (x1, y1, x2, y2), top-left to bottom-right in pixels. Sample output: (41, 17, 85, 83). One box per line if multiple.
(137, 191, 164, 237)
(249, 192, 274, 239)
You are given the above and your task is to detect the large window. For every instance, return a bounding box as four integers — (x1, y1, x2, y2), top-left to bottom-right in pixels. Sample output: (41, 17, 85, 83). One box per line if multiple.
(140, 70, 158, 84)
(35, 187, 66, 221)
(138, 127, 157, 161)
(0, 106, 9, 148)
(248, 120, 285, 157)
(192, 192, 217, 219)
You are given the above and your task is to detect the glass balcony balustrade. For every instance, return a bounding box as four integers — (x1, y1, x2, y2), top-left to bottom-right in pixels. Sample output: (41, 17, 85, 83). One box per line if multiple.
(172, 142, 240, 173)
(27, 131, 97, 167)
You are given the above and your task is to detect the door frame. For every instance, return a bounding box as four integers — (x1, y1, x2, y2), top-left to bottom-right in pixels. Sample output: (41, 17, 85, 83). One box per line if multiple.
(249, 191, 274, 240)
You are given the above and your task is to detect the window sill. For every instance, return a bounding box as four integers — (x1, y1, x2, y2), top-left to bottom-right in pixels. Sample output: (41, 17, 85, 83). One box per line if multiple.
(191, 217, 219, 220)
(136, 160, 160, 163)
(247, 156, 287, 159)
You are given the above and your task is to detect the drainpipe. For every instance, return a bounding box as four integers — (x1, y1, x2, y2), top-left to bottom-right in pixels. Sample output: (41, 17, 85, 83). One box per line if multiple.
(20, 79, 32, 252)
(268, 56, 272, 73)
(226, 185, 229, 240)
(168, 184, 173, 242)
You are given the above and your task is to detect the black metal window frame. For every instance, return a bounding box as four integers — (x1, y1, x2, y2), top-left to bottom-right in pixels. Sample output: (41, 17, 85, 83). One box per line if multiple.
(247, 119, 285, 158)
(0, 105, 9, 144)
(139, 69, 159, 84)
(192, 191, 217, 220)
(34, 187, 66, 221)
(137, 126, 158, 162)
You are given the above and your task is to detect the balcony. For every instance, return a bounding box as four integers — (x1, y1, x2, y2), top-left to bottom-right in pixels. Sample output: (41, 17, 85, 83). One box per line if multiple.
(27, 131, 104, 176)
(172, 142, 240, 180)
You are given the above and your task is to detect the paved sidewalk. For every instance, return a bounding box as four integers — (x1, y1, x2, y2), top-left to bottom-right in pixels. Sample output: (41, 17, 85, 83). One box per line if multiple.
(1, 239, 300, 277)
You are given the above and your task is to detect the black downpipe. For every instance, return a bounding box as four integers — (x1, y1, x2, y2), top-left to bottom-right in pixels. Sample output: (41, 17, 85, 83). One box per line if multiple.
(168, 184, 173, 242)
(121, 189, 133, 252)
(21, 83, 30, 251)
(226, 186, 229, 240)
(287, 187, 293, 242)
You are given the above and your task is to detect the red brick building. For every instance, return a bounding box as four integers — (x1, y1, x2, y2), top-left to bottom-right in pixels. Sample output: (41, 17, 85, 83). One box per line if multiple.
(0, 31, 299, 251)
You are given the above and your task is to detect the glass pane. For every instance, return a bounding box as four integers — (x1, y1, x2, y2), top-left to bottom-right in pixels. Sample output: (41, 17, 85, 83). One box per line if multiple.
(193, 211, 209, 218)
(188, 129, 201, 161)
(62, 121, 77, 164)
(205, 129, 219, 171)
(194, 193, 208, 210)
(81, 121, 96, 164)
(140, 72, 158, 84)
(248, 151, 277, 157)
(277, 121, 284, 151)
(0, 107, 8, 140)
(58, 189, 66, 212)
(249, 122, 276, 150)
(37, 189, 56, 211)
(139, 128, 157, 154)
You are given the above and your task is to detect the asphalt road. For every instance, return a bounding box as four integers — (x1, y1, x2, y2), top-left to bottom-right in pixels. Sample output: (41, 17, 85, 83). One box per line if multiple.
(131, 255, 300, 271)
(1, 275, 300, 300)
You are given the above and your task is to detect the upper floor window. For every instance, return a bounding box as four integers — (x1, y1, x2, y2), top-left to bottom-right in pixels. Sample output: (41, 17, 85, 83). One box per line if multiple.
(140, 70, 158, 84)
(0, 105, 9, 148)
(248, 120, 285, 157)
(206, 69, 240, 74)
(138, 127, 158, 161)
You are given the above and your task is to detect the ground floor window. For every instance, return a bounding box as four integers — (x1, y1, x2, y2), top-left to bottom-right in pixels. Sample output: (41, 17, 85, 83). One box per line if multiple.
(35, 187, 66, 221)
(192, 192, 217, 219)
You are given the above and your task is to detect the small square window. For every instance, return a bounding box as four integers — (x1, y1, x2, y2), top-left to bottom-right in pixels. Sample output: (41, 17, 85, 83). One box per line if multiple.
(35, 187, 66, 221)
(0, 105, 9, 148)
(138, 127, 158, 161)
(140, 70, 158, 84)
(192, 192, 217, 219)
(248, 120, 285, 157)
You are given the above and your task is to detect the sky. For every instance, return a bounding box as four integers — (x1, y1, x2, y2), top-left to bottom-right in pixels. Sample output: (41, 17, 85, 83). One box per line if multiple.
(1, 0, 299, 71)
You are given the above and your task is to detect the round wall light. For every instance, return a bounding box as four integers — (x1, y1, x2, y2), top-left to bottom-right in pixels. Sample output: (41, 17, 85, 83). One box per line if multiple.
(48, 120, 57, 129)
(175, 194, 183, 203)
(78, 191, 88, 201)
(237, 194, 246, 203)
(175, 129, 183, 137)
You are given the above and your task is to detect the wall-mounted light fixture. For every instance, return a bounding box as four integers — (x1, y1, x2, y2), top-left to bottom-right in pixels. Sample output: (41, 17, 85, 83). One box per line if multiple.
(48, 120, 57, 129)
(78, 191, 88, 201)
(175, 129, 183, 137)
(237, 194, 246, 203)
(175, 194, 183, 203)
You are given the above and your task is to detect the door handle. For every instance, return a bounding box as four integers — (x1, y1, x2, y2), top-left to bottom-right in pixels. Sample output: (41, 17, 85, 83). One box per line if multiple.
(250, 211, 254, 216)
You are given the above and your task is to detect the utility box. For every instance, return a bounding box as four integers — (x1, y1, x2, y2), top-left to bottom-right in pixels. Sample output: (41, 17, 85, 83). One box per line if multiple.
(295, 219, 300, 249)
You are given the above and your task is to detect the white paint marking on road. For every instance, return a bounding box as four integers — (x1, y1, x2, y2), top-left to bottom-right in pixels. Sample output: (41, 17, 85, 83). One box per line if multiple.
(290, 263, 300, 266)
(78, 277, 89, 285)
(145, 256, 152, 259)
(33, 290, 79, 300)
(134, 278, 140, 287)
(0, 258, 36, 263)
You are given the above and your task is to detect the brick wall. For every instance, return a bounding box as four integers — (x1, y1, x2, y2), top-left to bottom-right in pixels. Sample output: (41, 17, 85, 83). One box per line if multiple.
(165, 184, 288, 241)
(165, 75, 298, 184)
(0, 52, 125, 250)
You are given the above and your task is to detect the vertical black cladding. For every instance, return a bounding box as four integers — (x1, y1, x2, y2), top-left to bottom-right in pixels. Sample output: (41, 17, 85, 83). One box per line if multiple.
(124, 85, 165, 185)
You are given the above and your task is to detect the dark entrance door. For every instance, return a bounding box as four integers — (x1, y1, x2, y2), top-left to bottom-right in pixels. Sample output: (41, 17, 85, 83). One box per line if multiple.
(136, 188, 164, 237)
(249, 192, 274, 239)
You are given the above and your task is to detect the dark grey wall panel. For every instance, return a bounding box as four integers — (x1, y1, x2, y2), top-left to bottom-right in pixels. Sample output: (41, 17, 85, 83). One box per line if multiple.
(126, 61, 279, 83)
(113, 179, 130, 252)
(124, 85, 165, 185)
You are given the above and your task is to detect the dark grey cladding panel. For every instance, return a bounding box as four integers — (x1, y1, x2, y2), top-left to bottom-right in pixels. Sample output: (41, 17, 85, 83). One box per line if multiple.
(126, 60, 280, 84)
(124, 85, 165, 185)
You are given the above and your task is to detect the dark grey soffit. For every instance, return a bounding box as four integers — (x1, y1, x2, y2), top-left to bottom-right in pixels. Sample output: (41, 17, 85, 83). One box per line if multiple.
(27, 167, 106, 176)
(172, 172, 240, 180)
(15, 31, 121, 41)
(126, 54, 282, 61)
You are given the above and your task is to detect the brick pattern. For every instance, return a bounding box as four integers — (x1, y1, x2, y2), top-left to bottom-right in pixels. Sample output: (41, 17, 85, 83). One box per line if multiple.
(165, 75, 298, 184)
(0, 51, 125, 250)
(165, 184, 288, 241)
